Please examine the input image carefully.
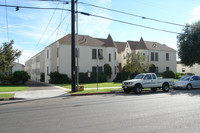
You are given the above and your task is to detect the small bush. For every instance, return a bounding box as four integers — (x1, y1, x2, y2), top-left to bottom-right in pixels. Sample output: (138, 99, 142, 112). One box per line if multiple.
(104, 64, 112, 77)
(13, 71, 29, 84)
(175, 73, 185, 79)
(40, 73, 45, 82)
(0, 75, 11, 85)
(79, 72, 107, 83)
(162, 70, 175, 78)
(113, 68, 138, 82)
(149, 64, 156, 73)
(156, 73, 163, 78)
(49, 72, 71, 84)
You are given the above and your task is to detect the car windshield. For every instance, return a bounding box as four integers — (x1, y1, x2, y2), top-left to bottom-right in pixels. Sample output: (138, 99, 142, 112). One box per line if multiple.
(179, 76, 191, 81)
(134, 74, 144, 79)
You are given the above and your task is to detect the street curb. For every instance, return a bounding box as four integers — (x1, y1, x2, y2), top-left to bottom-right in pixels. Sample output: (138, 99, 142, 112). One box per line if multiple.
(71, 91, 115, 96)
(0, 97, 14, 101)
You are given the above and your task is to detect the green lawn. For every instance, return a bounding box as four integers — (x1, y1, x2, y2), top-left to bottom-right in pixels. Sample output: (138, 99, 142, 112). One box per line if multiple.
(0, 85, 29, 92)
(70, 88, 123, 94)
(58, 82, 122, 89)
(0, 93, 15, 98)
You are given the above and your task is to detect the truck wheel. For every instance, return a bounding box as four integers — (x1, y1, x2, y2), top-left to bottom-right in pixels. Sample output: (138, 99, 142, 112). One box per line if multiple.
(124, 89, 131, 93)
(151, 88, 157, 92)
(186, 84, 192, 90)
(162, 83, 170, 92)
(134, 84, 142, 94)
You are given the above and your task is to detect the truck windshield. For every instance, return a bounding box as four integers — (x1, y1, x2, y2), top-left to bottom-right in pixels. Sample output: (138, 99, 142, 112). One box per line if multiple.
(179, 76, 191, 81)
(134, 74, 144, 79)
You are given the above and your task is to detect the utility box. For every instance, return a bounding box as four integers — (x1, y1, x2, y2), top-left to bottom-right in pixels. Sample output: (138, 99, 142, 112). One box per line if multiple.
(79, 86, 84, 91)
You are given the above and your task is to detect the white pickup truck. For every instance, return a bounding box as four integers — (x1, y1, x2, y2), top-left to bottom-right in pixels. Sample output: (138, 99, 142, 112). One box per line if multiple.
(122, 73, 174, 94)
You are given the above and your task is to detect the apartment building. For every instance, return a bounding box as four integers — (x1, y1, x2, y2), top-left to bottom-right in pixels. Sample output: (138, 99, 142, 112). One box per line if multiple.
(177, 62, 200, 75)
(25, 34, 176, 83)
(117, 37, 176, 73)
(26, 34, 118, 82)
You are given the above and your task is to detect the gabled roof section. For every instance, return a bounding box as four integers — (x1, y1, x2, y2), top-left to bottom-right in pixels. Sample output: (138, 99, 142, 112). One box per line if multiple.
(144, 41, 176, 52)
(102, 34, 117, 47)
(137, 37, 147, 49)
(127, 41, 138, 50)
(115, 41, 127, 53)
(58, 34, 104, 47)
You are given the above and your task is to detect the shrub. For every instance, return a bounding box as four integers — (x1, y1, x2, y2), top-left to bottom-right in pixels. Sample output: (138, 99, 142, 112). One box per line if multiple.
(0, 75, 11, 85)
(113, 68, 138, 82)
(156, 73, 163, 78)
(40, 73, 45, 82)
(175, 73, 185, 79)
(79, 72, 107, 83)
(79, 72, 90, 83)
(104, 64, 112, 77)
(149, 64, 156, 73)
(162, 70, 175, 78)
(13, 71, 29, 84)
(49, 72, 71, 84)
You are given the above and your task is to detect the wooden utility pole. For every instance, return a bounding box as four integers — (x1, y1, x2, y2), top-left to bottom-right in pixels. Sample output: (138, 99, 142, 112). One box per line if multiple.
(71, 0, 76, 92)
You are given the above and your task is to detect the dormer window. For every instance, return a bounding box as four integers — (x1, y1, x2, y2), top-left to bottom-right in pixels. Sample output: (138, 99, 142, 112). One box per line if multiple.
(152, 43, 157, 48)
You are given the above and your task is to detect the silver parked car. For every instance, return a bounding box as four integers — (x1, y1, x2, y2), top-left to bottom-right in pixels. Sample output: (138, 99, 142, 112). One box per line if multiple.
(173, 75, 200, 90)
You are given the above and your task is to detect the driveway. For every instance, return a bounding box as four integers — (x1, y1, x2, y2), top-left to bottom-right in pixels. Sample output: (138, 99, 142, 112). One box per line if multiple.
(14, 80, 70, 99)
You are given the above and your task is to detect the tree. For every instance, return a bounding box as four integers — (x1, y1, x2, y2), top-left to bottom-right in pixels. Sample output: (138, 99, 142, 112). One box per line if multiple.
(124, 52, 150, 74)
(177, 20, 200, 66)
(104, 64, 112, 77)
(149, 64, 156, 73)
(0, 40, 21, 72)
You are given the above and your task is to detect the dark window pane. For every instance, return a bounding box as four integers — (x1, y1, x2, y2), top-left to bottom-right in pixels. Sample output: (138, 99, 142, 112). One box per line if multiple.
(98, 49, 103, 59)
(109, 53, 111, 62)
(155, 53, 158, 61)
(166, 67, 169, 71)
(92, 49, 97, 59)
(92, 67, 97, 72)
(166, 53, 169, 61)
(151, 52, 154, 61)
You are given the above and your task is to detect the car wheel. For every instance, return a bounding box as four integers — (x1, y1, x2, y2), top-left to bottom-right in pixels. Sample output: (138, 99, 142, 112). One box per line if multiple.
(186, 84, 192, 90)
(162, 83, 170, 92)
(151, 88, 157, 92)
(124, 89, 131, 93)
(134, 84, 142, 94)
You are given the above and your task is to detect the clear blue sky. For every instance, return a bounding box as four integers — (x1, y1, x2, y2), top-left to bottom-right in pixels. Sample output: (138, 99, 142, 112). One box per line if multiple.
(0, 0, 200, 64)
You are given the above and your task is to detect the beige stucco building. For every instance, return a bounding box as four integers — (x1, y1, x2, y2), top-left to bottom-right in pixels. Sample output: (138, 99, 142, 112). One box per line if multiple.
(177, 62, 200, 75)
(26, 34, 118, 83)
(116, 38, 176, 73)
(25, 34, 177, 83)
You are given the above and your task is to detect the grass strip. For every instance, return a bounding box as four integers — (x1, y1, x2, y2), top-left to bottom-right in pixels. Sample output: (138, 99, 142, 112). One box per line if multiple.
(0, 93, 15, 98)
(57, 82, 122, 89)
(0, 86, 29, 92)
(70, 88, 123, 94)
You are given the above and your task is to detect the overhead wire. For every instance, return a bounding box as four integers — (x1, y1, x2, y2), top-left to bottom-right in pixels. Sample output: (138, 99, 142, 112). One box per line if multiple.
(25, 2, 60, 60)
(36, 11, 70, 52)
(78, 12, 181, 34)
(55, 3, 65, 40)
(0, 4, 182, 36)
(78, 1, 184, 27)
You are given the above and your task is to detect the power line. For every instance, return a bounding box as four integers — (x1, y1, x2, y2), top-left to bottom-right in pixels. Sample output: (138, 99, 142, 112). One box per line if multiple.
(36, 11, 69, 53)
(0, 4, 181, 37)
(26, 2, 60, 60)
(78, 1, 184, 27)
(55, 3, 65, 40)
(0, 4, 71, 11)
(78, 12, 181, 34)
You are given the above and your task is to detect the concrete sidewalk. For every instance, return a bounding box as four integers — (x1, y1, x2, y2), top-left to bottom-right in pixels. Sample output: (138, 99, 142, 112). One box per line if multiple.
(0, 80, 122, 100)
(0, 81, 70, 100)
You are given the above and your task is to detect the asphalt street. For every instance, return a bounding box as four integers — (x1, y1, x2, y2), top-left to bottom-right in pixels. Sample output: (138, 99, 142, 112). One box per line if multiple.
(1, 89, 200, 133)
